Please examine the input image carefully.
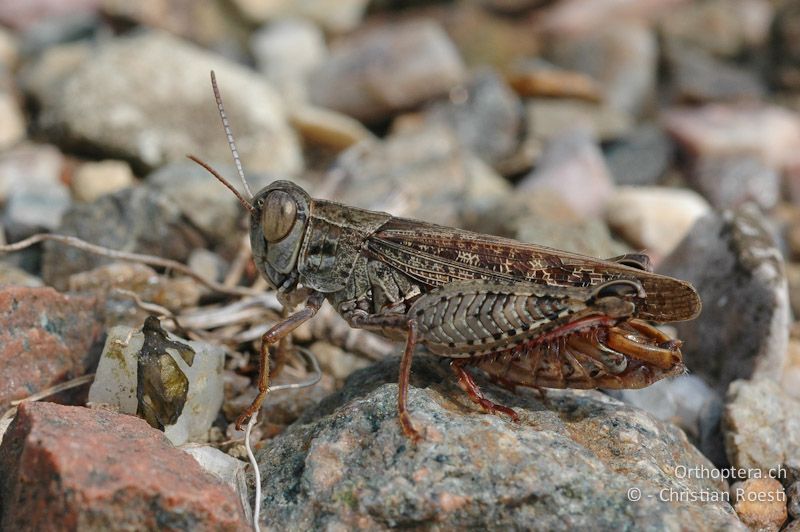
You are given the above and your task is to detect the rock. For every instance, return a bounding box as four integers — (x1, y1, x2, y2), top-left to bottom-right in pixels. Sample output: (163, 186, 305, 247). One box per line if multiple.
(27, 31, 302, 175)
(0, 402, 247, 530)
(289, 105, 376, 152)
(690, 155, 779, 210)
(147, 161, 242, 247)
(251, 17, 326, 104)
(0, 263, 43, 287)
(506, 58, 603, 102)
(660, 0, 774, 58)
(254, 355, 742, 529)
(665, 42, 765, 104)
(789, 482, 800, 519)
(309, 341, 371, 382)
(70, 159, 135, 202)
(0, 286, 104, 411)
(0, 90, 25, 151)
(183, 445, 246, 496)
(327, 126, 511, 227)
(0, 27, 18, 69)
(309, 21, 466, 123)
(187, 249, 227, 284)
(0, 143, 70, 241)
(17, 41, 90, 98)
(732, 478, 788, 532)
(422, 69, 521, 167)
(663, 104, 800, 173)
(660, 205, 789, 393)
(0, 0, 100, 31)
(781, 339, 800, 402)
(536, 0, 684, 37)
(15, 10, 99, 56)
(546, 21, 657, 116)
(42, 186, 204, 290)
(514, 217, 629, 259)
(88, 323, 225, 446)
(232, 0, 368, 33)
(605, 186, 711, 261)
(605, 123, 673, 186)
(611, 375, 726, 467)
(68, 262, 202, 312)
(723, 379, 800, 477)
(518, 130, 615, 222)
(526, 98, 633, 144)
(772, 1, 800, 91)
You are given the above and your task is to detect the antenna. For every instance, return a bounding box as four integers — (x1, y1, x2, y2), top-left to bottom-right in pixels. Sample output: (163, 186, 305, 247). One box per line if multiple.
(187, 155, 256, 214)
(210, 70, 253, 199)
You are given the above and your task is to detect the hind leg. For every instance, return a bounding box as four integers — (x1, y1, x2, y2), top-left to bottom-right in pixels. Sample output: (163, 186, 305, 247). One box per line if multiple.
(451, 361, 519, 421)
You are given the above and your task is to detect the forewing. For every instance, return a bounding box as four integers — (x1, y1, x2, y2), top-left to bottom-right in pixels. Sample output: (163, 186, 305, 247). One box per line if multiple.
(366, 218, 700, 322)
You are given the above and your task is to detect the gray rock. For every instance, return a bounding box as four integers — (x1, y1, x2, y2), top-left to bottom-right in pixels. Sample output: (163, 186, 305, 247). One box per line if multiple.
(772, 1, 800, 91)
(605, 123, 673, 186)
(254, 355, 743, 530)
(525, 98, 633, 144)
(665, 42, 765, 104)
(309, 21, 466, 123)
(690, 155, 780, 210)
(789, 482, 800, 519)
(422, 69, 521, 167)
(611, 374, 726, 467)
(147, 161, 242, 247)
(27, 31, 302, 174)
(251, 18, 326, 104)
(41, 186, 204, 290)
(723, 379, 800, 477)
(326, 126, 511, 227)
(518, 130, 615, 221)
(546, 21, 657, 116)
(659, 205, 789, 393)
(2, 186, 71, 242)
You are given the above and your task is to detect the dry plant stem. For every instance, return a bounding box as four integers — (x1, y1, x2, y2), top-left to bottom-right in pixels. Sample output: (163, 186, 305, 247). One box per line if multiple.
(244, 413, 261, 532)
(224, 234, 252, 288)
(1, 373, 96, 421)
(0, 234, 260, 297)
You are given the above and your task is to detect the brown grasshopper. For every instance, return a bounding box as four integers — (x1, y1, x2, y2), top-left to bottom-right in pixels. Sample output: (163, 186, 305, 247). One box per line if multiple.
(194, 73, 701, 442)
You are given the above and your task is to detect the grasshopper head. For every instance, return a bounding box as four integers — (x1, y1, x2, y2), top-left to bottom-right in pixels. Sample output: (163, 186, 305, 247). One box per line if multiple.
(249, 180, 312, 290)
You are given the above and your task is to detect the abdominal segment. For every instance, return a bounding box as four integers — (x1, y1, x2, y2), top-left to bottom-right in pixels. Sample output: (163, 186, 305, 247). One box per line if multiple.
(469, 319, 685, 390)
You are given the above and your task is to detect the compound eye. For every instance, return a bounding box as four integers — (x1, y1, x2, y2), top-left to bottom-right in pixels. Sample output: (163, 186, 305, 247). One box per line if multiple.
(261, 190, 297, 242)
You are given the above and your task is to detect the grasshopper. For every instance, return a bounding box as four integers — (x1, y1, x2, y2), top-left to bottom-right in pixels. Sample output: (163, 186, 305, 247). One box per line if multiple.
(194, 73, 701, 442)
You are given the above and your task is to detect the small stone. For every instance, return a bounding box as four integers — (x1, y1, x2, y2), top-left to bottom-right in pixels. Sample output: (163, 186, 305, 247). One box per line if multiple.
(546, 21, 657, 116)
(41, 186, 204, 290)
(518, 130, 615, 222)
(663, 104, 800, 173)
(309, 341, 370, 382)
(665, 42, 765, 104)
(612, 375, 726, 466)
(605, 186, 711, 261)
(0, 90, 25, 150)
(788, 482, 800, 520)
(27, 31, 302, 174)
(182, 445, 246, 496)
(772, 1, 800, 91)
(0, 143, 64, 203)
(506, 58, 603, 102)
(724, 379, 800, 476)
(0, 263, 43, 287)
(255, 355, 742, 529)
(733, 478, 788, 532)
(187, 249, 227, 284)
(70, 159, 135, 202)
(309, 21, 466, 123)
(514, 217, 629, 259)
(690, 155, 779, 210)
(68, 262, 202, 312)
(232, 0, 368, 33)
(536, 0, 682, 36)
(605, 123, 673, 186)
(0, 27, 18, 69)
(0, 402, 247, 529)
(0, 0, 100, 31)
(422, 69, 521, 167)
(251, 17, 326, 104)
(88, 324, 225, 446)
(660, 0, 774, 58)
(289, 105, 376, 152)
(659, 205, 789, 392)
(327, 126, 511, 227)
(0, 286, 104, 411)
(526, 98, 633, 143)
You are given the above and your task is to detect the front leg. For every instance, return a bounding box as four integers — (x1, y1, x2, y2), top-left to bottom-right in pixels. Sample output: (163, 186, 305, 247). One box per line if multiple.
(235, 291, 325, 429)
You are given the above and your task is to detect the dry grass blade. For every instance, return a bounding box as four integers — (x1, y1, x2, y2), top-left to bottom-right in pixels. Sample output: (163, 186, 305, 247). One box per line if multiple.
(1, 373, 96, 421)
